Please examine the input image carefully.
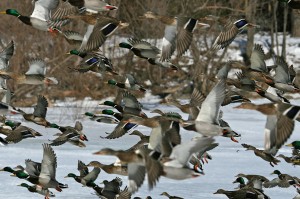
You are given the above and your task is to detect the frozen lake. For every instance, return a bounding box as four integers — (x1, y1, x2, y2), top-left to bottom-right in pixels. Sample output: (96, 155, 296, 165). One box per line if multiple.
(0, 99, 300, 199)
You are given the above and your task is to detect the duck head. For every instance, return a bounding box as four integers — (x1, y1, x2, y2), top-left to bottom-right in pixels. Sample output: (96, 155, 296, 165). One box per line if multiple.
(233, 177, 245, 184)
(286, 141, 300, 149)
(0, 9, 20, 17)
(0, 166, 14, 173)
(271, 170, 281, 175)
(79, 134, 88, 141)
(64, 173, 77, 178)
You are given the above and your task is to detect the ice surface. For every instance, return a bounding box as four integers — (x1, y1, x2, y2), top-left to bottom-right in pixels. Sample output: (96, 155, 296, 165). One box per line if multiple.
(1, 98, 300, 199)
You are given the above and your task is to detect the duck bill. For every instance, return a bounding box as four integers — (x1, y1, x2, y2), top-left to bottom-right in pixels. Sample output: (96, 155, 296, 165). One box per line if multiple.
(248, 23, 260, 28)
(105, 5, 118, 10)
(93, 151, 103, 155)
(0, 11, 6, 14)
(286, 143, 293, 147)
(230, 136, 239, 143)
(80, 135, 88, 141)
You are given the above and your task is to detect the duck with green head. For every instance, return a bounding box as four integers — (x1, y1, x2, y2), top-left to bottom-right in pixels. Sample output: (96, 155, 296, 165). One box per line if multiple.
(0, 0, 63, 32)
(67, 49, 87, 58)
(286, 141, 300, 150)
(101, 101, 123, 113)
(18, 183, 55, 197)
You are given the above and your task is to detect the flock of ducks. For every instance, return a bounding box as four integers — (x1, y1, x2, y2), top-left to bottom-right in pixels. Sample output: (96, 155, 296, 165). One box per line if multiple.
(0, 0, 300, 198)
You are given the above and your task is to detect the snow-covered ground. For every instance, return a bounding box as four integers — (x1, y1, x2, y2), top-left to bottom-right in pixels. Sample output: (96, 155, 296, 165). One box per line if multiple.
(1, 97, 300, 199)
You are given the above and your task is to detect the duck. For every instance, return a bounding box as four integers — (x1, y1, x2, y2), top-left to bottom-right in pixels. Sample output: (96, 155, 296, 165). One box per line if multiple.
(160, 192, 183, 199)
(17, 183, 55, 198)
(92, 182, 131, 199)
(160, 136, 214, 181)
(0, 0, 64, 32)
(65, 160, 100, 186)
(49, 121, 88, 147)
(0, 59, 58, 85)
(87, 160, 128, 176)
(181, 80, 226, 136)
(278, 0, 300, 9)
(119, 38, 178, 70)
(241, 143, 280, 167)
(233, 177, 271, 199)
(0, 125, 42, 144)
(54, 0, 118, 18)
(235, 102, 300, 153)
(235, 173, 270, 189)
(277, 154, 300, 166)
(101, 92, 148, 139)
(98, 177, 123, 198)
(264, 170, 300, 188)
(214, 188, 261, 199)
(78, 15, 128, 52)
(93, 147, 163, 193)
(68, 50, 118, 75)
(56, 29, 83, 47)
(13, 95, 53, 127)
(108, 74, 146, 92)
(286, 141, 300, 150)
(1, 159, 68, 189)
(142, 11, 209, 60)
(211, 19, 259, 50)
(84, 111, 119, 124)
(38, 144, 64, 196)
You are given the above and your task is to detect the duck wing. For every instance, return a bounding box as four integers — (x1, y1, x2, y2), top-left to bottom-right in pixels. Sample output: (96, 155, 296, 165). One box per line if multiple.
(33, 95, 48, 118)
(176, 17, 197, 58)
(83, 167, 100, 183)
(274, 56, 290, 84)
(26, 59, 46, 75)
(74, 121, 83, 131)
(39, 144, 57, 181)
(250, 44, 267, 72)
(31, 0, 59, 21)
(160, 24, 176, 61)
(25, 159, 41, 177)
(0, 41, 14, 70)
(196, 80, 226, 123)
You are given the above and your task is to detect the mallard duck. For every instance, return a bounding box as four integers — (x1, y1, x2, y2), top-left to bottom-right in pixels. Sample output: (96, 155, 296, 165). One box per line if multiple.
(1, 159, 67, 190)
(119, 38, 178, 70)
(235, 102, 300, 153)
(0, 125, 42, 144)
(241, 143, 280, 167)
(0, 0, 65, 32)
(99, 177, 123, 197)
(87, 160, 128, 176)
(278, 0, 300, 9)
(93, 182, 131, 199)
(0, 59, 58, 85)
(181, 80, 226, 136)
(68, 50, 118, 75)
(38, 144, 64, 195)
(160, 137, 214, 181)
(49, 121, 88, 147)
(264, 170, 300, 188)
(277, 154, 300, 166)
(93, 147, 163, 193)
(160, 192, 183, 199)
(14, 95, 53, 127)
(108, 74, 146, 92)
(286, 141, 300, 149)
(65, 160, 100, 186)
(17, 183, 55, 198)
(79, 15, 128, 52)
(142, 11, 209, 60)
(211, 19, 259, 50)
(214, 188, 261, 199)
(55, 0, 117, 17)
(84, 112, 119, 124)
